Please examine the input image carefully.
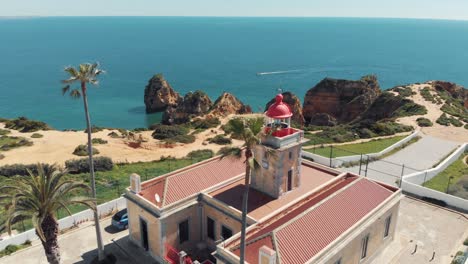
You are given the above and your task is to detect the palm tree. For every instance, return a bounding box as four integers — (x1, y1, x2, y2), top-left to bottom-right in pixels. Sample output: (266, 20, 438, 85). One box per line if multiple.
(218, 116, 264, 263)
(0, 164, 95, 264)
(61, 63, 105, 260)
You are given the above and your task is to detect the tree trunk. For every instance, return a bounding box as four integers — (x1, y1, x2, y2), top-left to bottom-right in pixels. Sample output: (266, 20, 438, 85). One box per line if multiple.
(81, 82, 105, 261)
(38, 214, 60, 264)
(239, 148, 252, 263)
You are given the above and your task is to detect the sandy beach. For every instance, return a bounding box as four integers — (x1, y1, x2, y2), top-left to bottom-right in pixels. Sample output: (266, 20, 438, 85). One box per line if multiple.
(0, 115, 248, 166)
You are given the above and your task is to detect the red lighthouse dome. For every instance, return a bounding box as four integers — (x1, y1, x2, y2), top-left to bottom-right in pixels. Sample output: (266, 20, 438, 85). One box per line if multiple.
(266, 94, 293, 119)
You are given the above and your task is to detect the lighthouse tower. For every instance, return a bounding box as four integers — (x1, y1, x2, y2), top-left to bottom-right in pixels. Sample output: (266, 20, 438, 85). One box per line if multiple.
(251, 94, 306, 199)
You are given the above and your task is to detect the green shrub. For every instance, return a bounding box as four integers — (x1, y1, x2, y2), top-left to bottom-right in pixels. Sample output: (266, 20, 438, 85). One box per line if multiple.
(4, 244, 19, 255)
(84, 125, 104, 133)
(3, 117, 51, 132)
(0, 129, 10, 136)
(108, 131, 120, 138)
(209, 135, 232, 145)
(92, 138, 108, 144)
(436, 114, 451, 126)
(392, 86, 414, 97)
(190, 117, 221, 130)
(416, 117, 433, 127)
(465, 124, 468, 130)
(73, 144, 99, 156)
(420, 87, 436, 103)
(393, 102, 427, 117)
(131, 127, 149, 132)
(0, 154, 4, 160)
(0, 163, 49, 177)
(31, 133, 43, 138)
(169, 134, 196, 144)
(151, 124, 189, 140)
(186, 149, 214, 160)
(65, 156, 114, 174)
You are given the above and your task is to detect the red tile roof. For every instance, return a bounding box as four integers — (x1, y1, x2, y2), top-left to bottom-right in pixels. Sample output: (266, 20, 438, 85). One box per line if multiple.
(139, 156, 245, 207)
(230, 177, 395, 264)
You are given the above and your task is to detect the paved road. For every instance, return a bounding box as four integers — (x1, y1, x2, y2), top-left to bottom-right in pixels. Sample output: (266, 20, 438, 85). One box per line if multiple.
(371, 197, 468, 264)
(0, 218, 157, 264)
(344, 134, 459, 186)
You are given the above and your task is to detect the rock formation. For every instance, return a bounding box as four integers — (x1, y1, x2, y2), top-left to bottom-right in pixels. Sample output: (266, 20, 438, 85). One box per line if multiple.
(303, 75, 381, 126)
(432, 81, 468, 108)
(210, 92, 252, 117)
(144, 74, 182, 113)
(162, 91, 213, 124)
(265, 92, 304, 125)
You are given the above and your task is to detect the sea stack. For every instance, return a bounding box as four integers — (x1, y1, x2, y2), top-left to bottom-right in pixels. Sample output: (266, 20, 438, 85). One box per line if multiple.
(210, 92, 252, 116)
(144, 74, 182, 113)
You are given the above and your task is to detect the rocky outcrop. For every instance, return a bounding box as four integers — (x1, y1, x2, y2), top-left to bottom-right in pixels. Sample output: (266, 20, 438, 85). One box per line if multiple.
(210, 92, 252, 116)
(144, 74, 182, 113)
(303, 75, 381, 126)
(162, 91, 213, 124)
(432, 81, 468, 108)
(265, 92, 304, 125)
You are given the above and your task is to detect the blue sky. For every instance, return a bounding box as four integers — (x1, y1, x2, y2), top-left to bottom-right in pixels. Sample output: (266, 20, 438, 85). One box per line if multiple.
(1, 0, 468, 20)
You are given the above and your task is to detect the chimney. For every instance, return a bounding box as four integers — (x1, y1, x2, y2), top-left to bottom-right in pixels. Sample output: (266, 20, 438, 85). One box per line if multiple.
(130, 173, 141, 193)
(259, 246, 276, 264)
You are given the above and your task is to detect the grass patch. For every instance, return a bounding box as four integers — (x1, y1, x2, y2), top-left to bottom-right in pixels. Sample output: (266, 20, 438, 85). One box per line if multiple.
(84, 126, 104, 134)
(436, 113, 463, 127)
(306, 136, 406, 158)
(392, 86, 415, 97)
(0, 241, 32, 258)
(30, 133, 43, 138)
(0, 136, 33, 151)
(0, 129, 10, 136)
(420, 87, 437, 103)
(423, 153, 467, 195)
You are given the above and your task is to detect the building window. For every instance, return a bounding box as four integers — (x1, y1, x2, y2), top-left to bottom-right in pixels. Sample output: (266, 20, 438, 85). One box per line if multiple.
(221, 225, 233, 240)
(384, 215, 392, 238)
(334, 258, 342, 264)
(289, 151, 293, 159)
(361, 234, 370, 259)
(207, 217, 215, 240)
(178, 219, 189, 244)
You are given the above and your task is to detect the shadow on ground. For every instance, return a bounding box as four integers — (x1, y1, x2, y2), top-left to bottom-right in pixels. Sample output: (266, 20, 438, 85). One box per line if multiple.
(77, 236, 158, 264)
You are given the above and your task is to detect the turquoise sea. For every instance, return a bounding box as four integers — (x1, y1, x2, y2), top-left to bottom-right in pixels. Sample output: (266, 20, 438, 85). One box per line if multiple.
(0, 17, 467, 129)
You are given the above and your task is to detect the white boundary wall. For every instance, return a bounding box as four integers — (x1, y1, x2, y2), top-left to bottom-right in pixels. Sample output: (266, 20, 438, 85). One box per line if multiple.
(401, 143, 468, 212)
(0, 197, 126, 250)
(302, 131, 421, 168)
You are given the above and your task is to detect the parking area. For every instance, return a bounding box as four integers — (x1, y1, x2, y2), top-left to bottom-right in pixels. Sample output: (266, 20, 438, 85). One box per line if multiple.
(371, 196, 468, 264)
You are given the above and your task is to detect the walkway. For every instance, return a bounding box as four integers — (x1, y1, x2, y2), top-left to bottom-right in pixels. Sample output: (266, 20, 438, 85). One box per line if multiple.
(344, 134, 459, 186)
(370, 197, 468, 264)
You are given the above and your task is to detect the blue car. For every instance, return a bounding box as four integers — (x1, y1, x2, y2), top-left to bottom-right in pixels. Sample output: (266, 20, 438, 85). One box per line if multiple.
(112, 209, 128, 230)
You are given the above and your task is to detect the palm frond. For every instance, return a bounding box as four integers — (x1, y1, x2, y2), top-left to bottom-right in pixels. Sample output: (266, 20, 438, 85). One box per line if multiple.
(64, 66, 79, 78)
(218, 147, 242, 159)
(70, 89, 81, 99)
(62, 85, 71, 96)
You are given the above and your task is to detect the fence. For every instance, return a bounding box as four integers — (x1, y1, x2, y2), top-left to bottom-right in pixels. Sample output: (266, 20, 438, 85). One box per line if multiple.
(0, 197, 127, 250)
(401, 143, 468, 212)
(302, 131, 420, 168)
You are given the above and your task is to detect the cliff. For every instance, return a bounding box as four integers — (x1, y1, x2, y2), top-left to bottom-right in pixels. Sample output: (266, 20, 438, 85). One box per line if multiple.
(265, 92, 304, 125)
(144, 74, 182, 113)
(303, 75, 381, 126)
(162, 90, 213, 124)
(432, 81, 468, 108)
(210, 92, 252, 117)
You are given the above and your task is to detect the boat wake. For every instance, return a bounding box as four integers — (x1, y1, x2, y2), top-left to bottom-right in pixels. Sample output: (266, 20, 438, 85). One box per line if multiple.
(256, 69, 303, 76)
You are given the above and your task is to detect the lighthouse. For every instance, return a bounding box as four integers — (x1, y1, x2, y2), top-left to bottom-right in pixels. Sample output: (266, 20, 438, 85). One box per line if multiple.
(251, 94, 307, 199)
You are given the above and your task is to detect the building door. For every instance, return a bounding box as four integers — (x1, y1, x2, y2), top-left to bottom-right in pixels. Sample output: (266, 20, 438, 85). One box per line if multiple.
(140, 219, 149, 251)
(287, 169, 293, 191)
(179, 219, 189, 244)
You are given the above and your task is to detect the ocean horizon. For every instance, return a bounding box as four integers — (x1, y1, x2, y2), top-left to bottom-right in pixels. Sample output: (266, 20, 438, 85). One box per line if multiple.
(1, 16, 467, 129)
